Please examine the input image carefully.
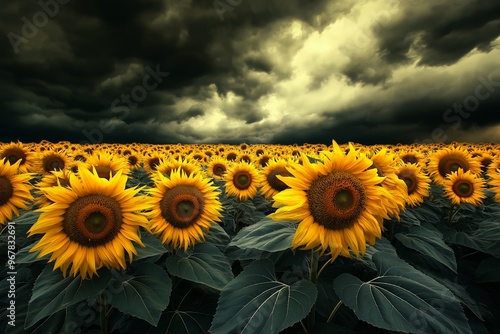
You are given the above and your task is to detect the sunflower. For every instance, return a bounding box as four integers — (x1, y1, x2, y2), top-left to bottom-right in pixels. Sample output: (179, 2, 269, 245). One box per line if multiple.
(84, 150, 130, 179)
(427, 146, 481, 186)
(207, 156, 231, 180)
(0, 159, 33, 224)
(224, 161, 263, 201)
(396, 163, 431, 207)
(0, 141, 36, 173)
(28, 166, 151, 279)
(368, 149, 407, 219)
(487, 168, 500, 202)
(260, 158, 293, 201)
(33, 169, 73, 208)
(36, 150, 69, 174)
(442, 169, 486, 206)
(269, 142, 394, 260)
(148, 168, 223, 251)
(156, 156, 203, 179)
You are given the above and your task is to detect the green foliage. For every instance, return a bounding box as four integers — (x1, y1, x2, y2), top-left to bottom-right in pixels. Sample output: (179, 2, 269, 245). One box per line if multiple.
(165, 242, 233, 290)
(3, 167, 500, 333)
(210, 259, 317, 334)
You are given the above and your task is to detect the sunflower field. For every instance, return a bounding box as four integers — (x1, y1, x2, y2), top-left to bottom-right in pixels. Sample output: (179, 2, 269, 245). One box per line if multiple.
(1, 140, 500, 334)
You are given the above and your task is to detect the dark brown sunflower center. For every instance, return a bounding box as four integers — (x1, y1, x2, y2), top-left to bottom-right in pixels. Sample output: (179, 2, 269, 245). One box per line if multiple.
(398, 169, 418, 195)
(226, 153, 237, 161)
(0, 176, 14, 205)
(2, 148, 27, 165)
(266, 167, 292, 192)
(438, 155, 469, 177)
(94, 165, 112, 179)
(307, 171, 366, 231)
(63, 194, 122, 246)
(74, 154, 86, 162)
(43, 155, 65, 172)
(259, 156, 270, 167)
(369, 162, 385, 177)
(58, 177, 70, 188)
(401, 154, 419, 164)
(160, 185, 205, 228)
(128, 155, 138, 166)
(213, 164, 226, 176)
(149, 157, 160, 171)
(233, 171, 252, 190)
(453, 180, 474, 198)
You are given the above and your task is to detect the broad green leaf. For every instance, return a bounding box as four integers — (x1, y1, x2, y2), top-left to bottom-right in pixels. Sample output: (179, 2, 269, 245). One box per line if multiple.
(476, 257, 500, 282)
(396, 225, 457, 272)
(166, 242, 233, 290)
(161, 310, 213, 334)
(398, 209, 421, 226)
(25, 265, 112, 328)
(333, 252, 472, 334)
(228, 218, 296, 252)
(204, 223, 231, 250)
(108, 263, 171, 326)
(11, 210, 40, 225)
(210, 259, 317, 334)
(134, 230, 169, 260)
(15, 243, 49, 264)
(446, 230, 500, 257)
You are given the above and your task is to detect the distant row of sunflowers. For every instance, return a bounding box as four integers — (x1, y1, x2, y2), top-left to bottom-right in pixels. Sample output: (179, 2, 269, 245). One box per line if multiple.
(1, 140, 500, 280)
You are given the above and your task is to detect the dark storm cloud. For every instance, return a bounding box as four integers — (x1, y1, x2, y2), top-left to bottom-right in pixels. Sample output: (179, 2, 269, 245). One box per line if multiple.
(376, 0, 500, 66)
(1, 0, 500, 145)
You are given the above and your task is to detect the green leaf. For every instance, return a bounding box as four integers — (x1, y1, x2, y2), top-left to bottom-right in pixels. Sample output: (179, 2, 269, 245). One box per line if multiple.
(11, 210, 40, 225)
(108, 262, 171, 326)
(134, 230, 169, 260)
(395, 225, 457, 272)
(204, 223, 231, 250)
(210, 259, 317, 334)
(333, 252, 472, 334)
(166, 242, 233, 290)
(25, 265, 112, 328)
(398, 209, 421, 226)
(161, 310, 213, 334)
(15, 243, 49, 264)
(476, 257, 500, 282)
(228, 217, 296, 252)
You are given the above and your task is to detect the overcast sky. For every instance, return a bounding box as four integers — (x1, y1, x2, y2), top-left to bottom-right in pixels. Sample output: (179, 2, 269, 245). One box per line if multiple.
(1, 0, 500, 145)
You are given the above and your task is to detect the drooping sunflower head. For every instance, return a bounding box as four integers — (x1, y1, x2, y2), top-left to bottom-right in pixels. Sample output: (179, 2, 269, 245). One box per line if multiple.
(224, 160, 263, 201)
(149, 168, 223, 251)
(442, 169, 486, 206)
(427, 146, 481, 185)
(269, 141, 395, 261)
(0, 141, 36, 173)
(396, 163, 431, 207)
(260, 158, 294, 201)
(84, 150, 130, 179)
(0, 159, 34, 224)
(28, 166, 151, 279)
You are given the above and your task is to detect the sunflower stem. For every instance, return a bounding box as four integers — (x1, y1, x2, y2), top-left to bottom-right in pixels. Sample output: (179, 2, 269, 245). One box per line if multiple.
(316, 258, 331, 280)
(99, 292, 108, 334)
(326, 300, 343, 324)
(447, 205, 455, 226)
(307, 250, 319, 331)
